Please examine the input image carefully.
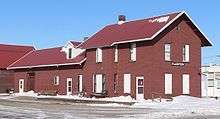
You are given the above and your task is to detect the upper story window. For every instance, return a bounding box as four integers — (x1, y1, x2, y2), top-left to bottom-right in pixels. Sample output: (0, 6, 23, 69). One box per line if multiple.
(129, 43, 136, 61)
(164, 44, 171, 61)
(68, 48, 72, 59)
(53, 76, 59, 85)
(96, 48, 102, 63)
(114, 45, 118, 62)
(183, 45, 189, 62)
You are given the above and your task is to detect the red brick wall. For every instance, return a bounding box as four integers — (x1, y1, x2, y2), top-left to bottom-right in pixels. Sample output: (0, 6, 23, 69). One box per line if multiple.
(14, 66, 83, 95)
(0, 70, 14, 93)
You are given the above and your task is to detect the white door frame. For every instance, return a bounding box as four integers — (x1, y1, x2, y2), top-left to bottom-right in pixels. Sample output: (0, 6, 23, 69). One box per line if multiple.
(136, 76, 144, 100)
(66, 78, 73, 95)
(19, 79, 24, 93)
(78, 75, 83, 92)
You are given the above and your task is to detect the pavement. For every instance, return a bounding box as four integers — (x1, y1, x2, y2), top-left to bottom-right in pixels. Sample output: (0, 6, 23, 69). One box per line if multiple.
(0, 96, 220, 119)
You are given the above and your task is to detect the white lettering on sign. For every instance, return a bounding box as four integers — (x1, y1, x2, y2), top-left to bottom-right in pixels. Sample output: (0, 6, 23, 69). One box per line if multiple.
(172, 62, 185, 66)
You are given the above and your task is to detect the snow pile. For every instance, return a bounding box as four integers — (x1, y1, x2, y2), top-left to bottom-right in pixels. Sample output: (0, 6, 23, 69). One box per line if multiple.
(38, 95, 135, 103)
(149, 16, 170, 23)
(132, 95, 220, 118)
(87, 103, 128, 107)
(132, 95, 220, 110)
(13, 91, 38, 97)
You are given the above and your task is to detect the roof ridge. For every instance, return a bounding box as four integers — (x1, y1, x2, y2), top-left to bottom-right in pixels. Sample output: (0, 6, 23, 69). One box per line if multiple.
(34, 46, 63, 51)
(0, 43, 34, 48)
(105, 11, 183, 27)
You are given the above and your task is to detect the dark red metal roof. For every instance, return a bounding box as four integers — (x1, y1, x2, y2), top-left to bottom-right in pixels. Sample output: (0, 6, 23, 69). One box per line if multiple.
(79, 12, 180, 49)
(79, 11, 212, 49)
(8, 47, 86, 69)
(0, 44, 34, 69)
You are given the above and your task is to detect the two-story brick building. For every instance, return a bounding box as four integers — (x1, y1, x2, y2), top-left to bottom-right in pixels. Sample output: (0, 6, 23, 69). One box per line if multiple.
(8, 11, 212, 99)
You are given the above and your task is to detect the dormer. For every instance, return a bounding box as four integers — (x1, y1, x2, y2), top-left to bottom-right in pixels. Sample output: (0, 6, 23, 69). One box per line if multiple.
(61, 41, 85, 59)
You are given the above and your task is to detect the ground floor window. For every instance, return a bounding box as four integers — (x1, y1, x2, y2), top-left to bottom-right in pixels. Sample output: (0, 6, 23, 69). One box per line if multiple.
(124, 74, 131, 94)
(113, 73, 117, 93)
(93, 74, 106, 93)
(78, 75, 83, 92)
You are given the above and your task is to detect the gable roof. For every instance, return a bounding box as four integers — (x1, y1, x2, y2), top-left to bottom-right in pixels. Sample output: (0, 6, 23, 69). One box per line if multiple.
(0, 44, 34, 69)
(7, 47, 86, 69)
(70, 41, 82, 47)
(79, 11, 212, 49)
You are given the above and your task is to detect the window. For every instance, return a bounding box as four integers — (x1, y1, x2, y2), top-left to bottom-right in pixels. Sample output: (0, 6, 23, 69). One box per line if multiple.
(78, 75, 83, 92)
(207, 73, 214, 87)
(165, 73, 172, 94)
(68, 48, 72, 59)
(124, 74, 131, 94)
(165, 44, 171, 61)
(208, 79, 214, 87)
(183, 45, 189, 62)
(182, 74, 190, 94)
(93, 74, 106, 93)
(129, 43, 136, 61)
(53, 76, 59, 85)
(96, 48, 102, 63)
(217, 79, 220, 89)
(114, 45, 118, 62)
(113, 73, 117, 93)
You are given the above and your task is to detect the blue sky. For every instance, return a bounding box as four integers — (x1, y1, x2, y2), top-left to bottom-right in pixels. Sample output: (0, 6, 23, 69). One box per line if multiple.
(0, 0, 219, 64)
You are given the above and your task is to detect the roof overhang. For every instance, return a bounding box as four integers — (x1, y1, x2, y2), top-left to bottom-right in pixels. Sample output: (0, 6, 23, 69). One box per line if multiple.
(7, 58, 87, 70)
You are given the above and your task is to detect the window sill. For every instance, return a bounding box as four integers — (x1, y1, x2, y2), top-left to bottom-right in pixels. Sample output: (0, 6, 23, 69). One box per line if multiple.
(129, 60, 136, 63)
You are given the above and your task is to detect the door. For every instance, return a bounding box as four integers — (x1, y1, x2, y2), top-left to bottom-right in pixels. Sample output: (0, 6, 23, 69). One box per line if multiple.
(66, 78, 73, 95)
(78, 75, 83, 92)
(136, 77, 144, 100)
(182, 74, 190, 94)
(19, 79, 24, 93)
(165, 74, 172, 94)
(95, 74, 103, 93)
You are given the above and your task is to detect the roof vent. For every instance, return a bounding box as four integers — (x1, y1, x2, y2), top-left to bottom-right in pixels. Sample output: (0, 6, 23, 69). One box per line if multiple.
(118, 15, 126, 25)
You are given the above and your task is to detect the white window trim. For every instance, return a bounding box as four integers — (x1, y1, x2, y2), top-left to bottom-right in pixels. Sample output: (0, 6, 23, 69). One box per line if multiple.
(183, 44, 189, 62)
(124, 74, 131, 94)
(165, 43, 171, 61)
(96, 48, 102, 63)
(67, 48, 72, 59)
(130, 43, 136, 61)
(165, 73, 172, 94)
(54, 76, 59, 85)
(114, 45, 118, 62)
(93, 74, 106, 93)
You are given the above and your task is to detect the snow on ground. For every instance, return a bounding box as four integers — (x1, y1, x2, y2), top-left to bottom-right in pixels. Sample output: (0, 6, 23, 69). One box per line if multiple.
(38, 94, 136, 103)
(12, 90, 38, 97)
(132, 95, 220, 109)
(1, 92, 220, 118)
(131, 95, 220, 118)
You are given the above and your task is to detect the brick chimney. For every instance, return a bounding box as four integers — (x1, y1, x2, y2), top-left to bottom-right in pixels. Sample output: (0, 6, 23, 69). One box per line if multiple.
(118, 15, 126, 25)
